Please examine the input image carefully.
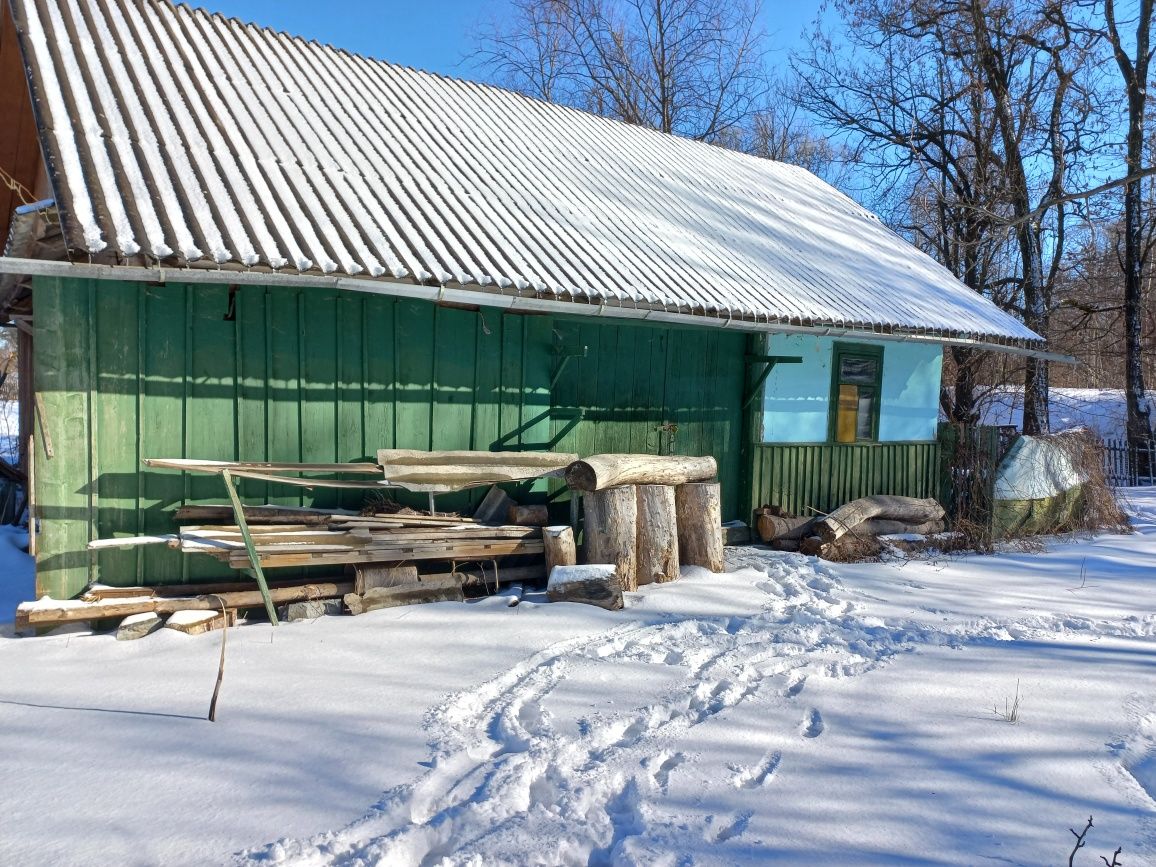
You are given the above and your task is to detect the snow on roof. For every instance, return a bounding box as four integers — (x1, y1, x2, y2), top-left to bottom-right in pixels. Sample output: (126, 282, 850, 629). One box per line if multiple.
(8, 0, 1043, 347)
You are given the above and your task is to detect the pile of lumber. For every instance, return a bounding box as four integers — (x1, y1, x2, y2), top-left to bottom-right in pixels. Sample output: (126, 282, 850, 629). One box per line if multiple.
(755, 496, 946, 560)
(172, 509, 544, 571)
(19, 450, 731, 631)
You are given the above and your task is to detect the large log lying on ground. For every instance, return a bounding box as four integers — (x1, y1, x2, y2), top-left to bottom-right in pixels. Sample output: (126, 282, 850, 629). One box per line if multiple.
(674, 482, 724, 572)
(858, 518, 946, 537)
(565, 454, 716, 492)
(345, 576, 464, 615)
(583, 486, 638, 590)
(755, 514, 816, 544)
(635, 485, 679, 585)
(547, 564, 624, 610)
(816, 496, 945, 545)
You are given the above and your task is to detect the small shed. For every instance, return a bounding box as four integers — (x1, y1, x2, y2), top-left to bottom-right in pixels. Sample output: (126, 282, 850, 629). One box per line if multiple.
(0, 0, 1059, 600)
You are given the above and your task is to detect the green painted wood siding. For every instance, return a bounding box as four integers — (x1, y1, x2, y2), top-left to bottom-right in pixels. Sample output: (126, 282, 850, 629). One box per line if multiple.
(32, 277, 746, 598)
(749, 441, 941, 518)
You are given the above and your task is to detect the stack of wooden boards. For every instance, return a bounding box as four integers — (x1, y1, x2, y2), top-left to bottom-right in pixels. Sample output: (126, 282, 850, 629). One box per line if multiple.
(17, 449, 731, 631)
(170, 506, 545, 571)
(755, 495, 947, 559)
(546, 453, 726, 610)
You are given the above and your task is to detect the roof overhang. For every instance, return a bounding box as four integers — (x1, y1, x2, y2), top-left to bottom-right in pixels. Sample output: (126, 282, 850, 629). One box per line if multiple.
(0, 256, 1075, 364)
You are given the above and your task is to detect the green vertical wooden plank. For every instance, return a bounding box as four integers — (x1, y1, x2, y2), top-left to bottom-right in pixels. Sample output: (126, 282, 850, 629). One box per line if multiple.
(471, 305, 504, 453)
(337, 293, 367, 464)
(267, 287, 302, 506)
(498, 313, 525, 449)
(363, 295, 396, 454)
(236, 287, 269, 505)
(431, 306, 477, 512)
(91, 281, 140, 586)
(592, 323, 622, 455)
(395, 299, 435, 450)
(431, 307, 476, 452)
(33, 277, 92, 598)
(521, 314, 553, 449)
(185, 284, 238, 579)
(567, 322, 599, 459)
(298, 290, 339, 509)
(138, 283, 187, 584)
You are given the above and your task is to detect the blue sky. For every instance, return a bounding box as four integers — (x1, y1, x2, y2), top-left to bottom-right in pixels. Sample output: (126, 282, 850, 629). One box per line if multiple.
(191, 1, 823, 80)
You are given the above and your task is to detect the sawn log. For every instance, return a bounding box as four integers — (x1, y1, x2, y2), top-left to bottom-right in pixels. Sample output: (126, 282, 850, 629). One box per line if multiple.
(565, 454, 717, 492)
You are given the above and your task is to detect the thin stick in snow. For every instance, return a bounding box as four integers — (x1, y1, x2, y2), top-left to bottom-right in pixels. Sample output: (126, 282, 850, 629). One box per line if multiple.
(208, 596, 228, 723)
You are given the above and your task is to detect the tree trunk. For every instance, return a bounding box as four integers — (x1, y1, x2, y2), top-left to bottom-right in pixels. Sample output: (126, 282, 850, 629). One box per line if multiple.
(635, 485, 679, 584)
(1107, 0, 1155, 454)
(543, 525, 577, 577)
(674, 482, 724, 572)
(566, 454, 716, 492)
(582, 486, 639, 590)
(948, 347, 981, 425)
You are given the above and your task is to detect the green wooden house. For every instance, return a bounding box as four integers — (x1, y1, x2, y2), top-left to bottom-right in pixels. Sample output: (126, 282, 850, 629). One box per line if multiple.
(0, 0, 1059, 601)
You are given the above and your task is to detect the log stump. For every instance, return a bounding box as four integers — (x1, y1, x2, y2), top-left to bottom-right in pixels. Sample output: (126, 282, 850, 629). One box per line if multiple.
(674, 482, 724, 572)
(582, 485, 638, 590)
(543, 525, 578, 577)
(635, 484, 679, 584)
(547, 564, 624, 610)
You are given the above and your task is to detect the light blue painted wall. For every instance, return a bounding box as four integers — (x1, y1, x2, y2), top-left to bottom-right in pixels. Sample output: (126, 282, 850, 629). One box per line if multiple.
(760, 335, 942, 443)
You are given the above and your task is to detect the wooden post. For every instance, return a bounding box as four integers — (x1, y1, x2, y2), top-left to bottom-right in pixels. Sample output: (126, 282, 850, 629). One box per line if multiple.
(582, 485, 638, 590)
(674, 482, 724, 572)
(220, 469, 280, 625)
(635, 485, 679, 584)
(543, 525, 577, 577)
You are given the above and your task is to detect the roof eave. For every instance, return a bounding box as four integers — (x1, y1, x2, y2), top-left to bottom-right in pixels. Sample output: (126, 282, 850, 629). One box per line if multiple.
(0, 255, 1066, 362)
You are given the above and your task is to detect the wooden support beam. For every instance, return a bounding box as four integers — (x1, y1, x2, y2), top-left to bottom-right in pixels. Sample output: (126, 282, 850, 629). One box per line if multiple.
(220, 469, 279, 625)
(741, 356, 803, 410)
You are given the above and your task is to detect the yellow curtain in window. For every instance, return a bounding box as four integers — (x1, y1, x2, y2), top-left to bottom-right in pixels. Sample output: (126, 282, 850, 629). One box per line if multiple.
(836, 384, 858, 443)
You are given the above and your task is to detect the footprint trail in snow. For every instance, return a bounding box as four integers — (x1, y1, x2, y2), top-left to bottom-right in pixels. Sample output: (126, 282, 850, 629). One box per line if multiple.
(236, 553, 1048, 867)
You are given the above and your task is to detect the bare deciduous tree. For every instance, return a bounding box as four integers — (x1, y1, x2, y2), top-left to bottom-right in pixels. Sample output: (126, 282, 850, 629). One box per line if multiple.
(795, 0, 1101, 434)
(1102, 0, 1155, 446)
(474, 0, 769, 142)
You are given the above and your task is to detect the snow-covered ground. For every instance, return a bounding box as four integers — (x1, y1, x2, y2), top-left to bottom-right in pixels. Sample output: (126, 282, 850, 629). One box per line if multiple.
(975, 387, 1155, 441)
(2, 493, 1155, 866)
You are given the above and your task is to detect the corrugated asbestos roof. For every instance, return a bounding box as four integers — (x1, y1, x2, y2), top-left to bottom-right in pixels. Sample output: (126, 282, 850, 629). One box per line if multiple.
(8, 0, 1043, 347)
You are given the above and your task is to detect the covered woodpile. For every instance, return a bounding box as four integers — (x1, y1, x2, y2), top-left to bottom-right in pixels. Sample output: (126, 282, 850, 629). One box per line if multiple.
(16, 451, 728, 634)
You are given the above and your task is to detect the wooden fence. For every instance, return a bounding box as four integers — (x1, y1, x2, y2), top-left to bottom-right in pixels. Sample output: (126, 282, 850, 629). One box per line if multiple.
(748, 441, 940, 519)
(1102, 438, 1156, 487)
